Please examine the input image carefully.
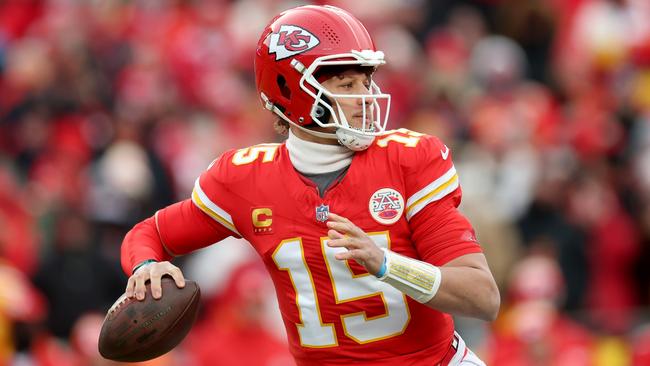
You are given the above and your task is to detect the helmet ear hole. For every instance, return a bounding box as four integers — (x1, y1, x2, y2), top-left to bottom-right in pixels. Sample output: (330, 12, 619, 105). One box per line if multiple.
(312, 96, 332, 124)
(314, 105, 325, 117)
(277, 75, 291, 100)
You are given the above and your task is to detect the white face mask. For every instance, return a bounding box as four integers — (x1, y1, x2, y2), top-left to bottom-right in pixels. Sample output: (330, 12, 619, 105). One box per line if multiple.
(298, 50, 392, 151)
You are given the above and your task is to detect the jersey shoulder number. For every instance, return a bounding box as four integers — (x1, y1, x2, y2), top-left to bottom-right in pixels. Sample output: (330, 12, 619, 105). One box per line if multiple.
(373, 128, 453, 170)
(190, 143, 280, 237)
(230, 143, 282, 166)
(375, 129, 460, 221)
(375, 128, 424, 148)
(201, 142, 283, 186)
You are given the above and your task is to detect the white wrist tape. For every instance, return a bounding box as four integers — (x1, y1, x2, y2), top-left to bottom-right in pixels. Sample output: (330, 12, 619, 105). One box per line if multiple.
(378, 248, 442, 303)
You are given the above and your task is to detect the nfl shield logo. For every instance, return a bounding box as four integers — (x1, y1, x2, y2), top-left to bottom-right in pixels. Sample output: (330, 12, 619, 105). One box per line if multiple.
(315, 204, 330, 222)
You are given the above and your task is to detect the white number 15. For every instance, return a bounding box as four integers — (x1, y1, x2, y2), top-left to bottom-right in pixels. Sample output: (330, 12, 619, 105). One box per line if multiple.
(272, 232, 410, 347)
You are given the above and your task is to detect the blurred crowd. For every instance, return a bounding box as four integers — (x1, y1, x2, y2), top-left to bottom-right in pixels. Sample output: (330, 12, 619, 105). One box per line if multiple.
(0, 0, 650, 365)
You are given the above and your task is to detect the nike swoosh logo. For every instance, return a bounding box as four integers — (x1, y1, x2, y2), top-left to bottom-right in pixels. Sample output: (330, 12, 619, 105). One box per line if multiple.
(441, 145, 450, 160)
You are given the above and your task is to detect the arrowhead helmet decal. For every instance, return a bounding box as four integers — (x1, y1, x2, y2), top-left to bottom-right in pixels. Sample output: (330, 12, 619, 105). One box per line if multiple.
(269, 25, 320, 60)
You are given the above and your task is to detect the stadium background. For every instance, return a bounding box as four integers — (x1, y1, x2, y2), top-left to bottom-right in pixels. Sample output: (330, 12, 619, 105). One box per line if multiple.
(0, 0, 649, 364)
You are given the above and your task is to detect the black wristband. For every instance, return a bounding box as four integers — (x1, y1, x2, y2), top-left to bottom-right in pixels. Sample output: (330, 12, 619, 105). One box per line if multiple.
(132, 259, 157, 275)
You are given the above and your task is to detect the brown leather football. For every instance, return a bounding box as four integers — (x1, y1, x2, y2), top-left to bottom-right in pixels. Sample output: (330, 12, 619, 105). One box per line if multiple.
(98, 276, 200, 362)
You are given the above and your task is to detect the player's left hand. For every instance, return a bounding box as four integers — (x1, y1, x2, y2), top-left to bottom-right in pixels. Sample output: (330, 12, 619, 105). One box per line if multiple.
(326, 213, 384, 275)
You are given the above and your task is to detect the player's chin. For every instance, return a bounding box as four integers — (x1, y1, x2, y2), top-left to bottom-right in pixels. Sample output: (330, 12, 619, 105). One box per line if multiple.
(349, 117, 364, 127)
(348, 117, 376, 132)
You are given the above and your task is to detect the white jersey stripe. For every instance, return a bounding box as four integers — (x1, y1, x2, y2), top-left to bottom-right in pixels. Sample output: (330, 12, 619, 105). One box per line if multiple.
(191, 178, 240, 236)
(405, 166, 459, 220)
(406, 165, 456, 208)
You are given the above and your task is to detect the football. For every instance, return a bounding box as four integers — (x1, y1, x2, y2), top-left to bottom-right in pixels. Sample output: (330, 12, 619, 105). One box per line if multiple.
(98, 276, 200, 362)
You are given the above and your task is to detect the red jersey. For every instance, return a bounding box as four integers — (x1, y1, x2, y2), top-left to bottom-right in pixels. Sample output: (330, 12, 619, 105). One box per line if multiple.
(125, 129, 482, 365)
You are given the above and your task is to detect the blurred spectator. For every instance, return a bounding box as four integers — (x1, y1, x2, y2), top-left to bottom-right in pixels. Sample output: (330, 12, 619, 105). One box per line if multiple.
(635, 196, 650, 307)
(0, 164, 39, 275)
(486, 253, 595, 365)
(567, 172, 641, 334)
(32, 208, 125, 339)
(517, 150, 588, 312)
(0, 260, 46, 364)
(632, 324, 650, 366)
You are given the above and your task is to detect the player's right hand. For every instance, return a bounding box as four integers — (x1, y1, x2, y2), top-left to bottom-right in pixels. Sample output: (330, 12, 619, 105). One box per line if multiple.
(125, 261, 186, 301)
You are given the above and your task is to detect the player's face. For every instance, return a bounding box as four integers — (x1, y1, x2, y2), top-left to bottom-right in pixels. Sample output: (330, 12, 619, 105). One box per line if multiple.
(321, 70, 374, 130)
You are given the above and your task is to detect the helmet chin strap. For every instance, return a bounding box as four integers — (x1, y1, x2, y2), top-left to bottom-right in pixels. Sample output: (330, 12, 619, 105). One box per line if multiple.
(261, 91, 338, 141)
(289, 121, 339, 140)
(291, 121, 374, 151)
(291, 122, 374, 151)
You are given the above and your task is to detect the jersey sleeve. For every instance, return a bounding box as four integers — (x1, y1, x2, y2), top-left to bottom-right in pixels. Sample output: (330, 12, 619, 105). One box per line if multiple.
(408, 194, 482, 266)
(120, 149, 248, 276)
(121, 216, 172, 275)
(400, 133, 482, 265)
(120, 199, 233, 275)
(190, 152, 243, 238)
(402, 134, 459, 221)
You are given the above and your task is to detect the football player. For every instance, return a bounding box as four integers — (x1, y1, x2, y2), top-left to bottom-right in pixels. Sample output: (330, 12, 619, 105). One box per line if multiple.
(121, 5, 499, 365)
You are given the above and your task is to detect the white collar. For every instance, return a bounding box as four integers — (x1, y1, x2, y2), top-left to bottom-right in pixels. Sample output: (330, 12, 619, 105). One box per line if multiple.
(285, 129, 353, 174)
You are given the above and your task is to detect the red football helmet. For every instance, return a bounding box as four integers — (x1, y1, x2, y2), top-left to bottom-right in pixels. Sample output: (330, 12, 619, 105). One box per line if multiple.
(254, 5, 391, 150)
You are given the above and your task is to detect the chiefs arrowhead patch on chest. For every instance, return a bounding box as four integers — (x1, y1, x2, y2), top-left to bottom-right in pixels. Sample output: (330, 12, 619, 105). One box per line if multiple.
(368, 188, 404, 225)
